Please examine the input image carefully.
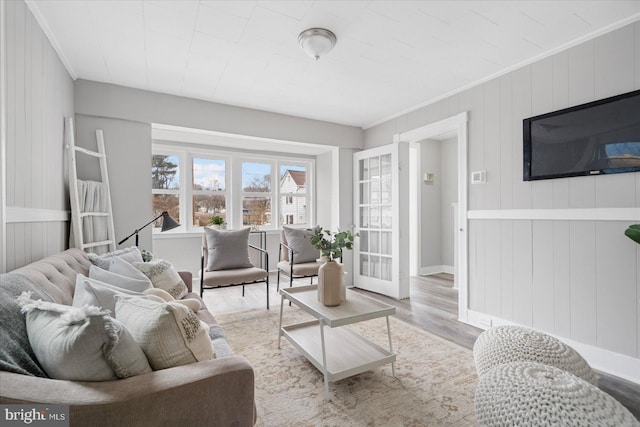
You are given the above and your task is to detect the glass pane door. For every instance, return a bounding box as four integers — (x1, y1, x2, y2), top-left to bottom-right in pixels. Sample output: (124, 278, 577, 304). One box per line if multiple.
(354, 144, 403, 298)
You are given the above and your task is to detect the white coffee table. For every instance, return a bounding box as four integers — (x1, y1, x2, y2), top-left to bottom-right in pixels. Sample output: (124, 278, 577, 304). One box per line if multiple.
(278, 285, 396, 400)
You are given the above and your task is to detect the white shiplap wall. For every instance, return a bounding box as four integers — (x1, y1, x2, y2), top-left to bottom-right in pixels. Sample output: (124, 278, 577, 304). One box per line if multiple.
(3, 0, 74, 271)
(364, 21, 640, 379)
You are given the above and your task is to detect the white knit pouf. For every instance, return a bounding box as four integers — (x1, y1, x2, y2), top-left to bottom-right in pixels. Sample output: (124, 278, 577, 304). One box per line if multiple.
(473, 325, 597, 384)
(475, 362, 639, 427)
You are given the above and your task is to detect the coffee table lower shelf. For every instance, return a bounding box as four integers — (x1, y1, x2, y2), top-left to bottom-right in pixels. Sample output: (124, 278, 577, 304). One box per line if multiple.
(281, 320, 396, 383)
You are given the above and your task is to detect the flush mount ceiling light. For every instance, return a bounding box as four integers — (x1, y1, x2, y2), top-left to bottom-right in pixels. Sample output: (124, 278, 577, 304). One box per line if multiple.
(298, 28, 337, 60)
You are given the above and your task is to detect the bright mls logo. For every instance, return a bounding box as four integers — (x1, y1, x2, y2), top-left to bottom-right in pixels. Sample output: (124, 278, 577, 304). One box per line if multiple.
(1, 405, 68, 426)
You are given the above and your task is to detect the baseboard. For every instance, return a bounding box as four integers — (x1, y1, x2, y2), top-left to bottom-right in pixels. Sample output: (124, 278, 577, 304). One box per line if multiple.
(464, 310, 640, 385)
(420, 265, 454, 276)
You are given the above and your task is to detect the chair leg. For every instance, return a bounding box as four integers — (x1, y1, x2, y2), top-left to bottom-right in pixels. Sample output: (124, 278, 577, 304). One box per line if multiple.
(310, 276, 313, 284)
(242, 285, 245, 297)
(277, 269, 281, 292)
(266, 277, 269, 310)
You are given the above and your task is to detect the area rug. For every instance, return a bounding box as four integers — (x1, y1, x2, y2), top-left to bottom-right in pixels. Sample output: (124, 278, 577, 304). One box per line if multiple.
(217, 306, 478, 426)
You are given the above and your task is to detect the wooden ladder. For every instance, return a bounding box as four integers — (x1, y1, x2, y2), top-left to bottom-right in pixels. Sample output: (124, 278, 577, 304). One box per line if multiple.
(65, 117, 116, 253)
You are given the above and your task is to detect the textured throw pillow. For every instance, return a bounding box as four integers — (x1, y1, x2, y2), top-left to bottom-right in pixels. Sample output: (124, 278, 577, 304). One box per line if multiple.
(87, 246, 143, 270)
(89, 265, 152, 292)
(283, 226, 320, 264)
(204, 227, 253, 271)
(143, 288, 202, 312)
(115, 297, 214, 370)
(133, 259, 188, 299)
(18, 292, 152, 381)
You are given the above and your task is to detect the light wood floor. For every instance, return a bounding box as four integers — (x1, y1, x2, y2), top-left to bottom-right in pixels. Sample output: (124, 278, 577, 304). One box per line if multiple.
(201, 272, 640, 420)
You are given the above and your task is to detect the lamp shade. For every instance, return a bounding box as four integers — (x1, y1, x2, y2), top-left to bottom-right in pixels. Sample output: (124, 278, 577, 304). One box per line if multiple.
(160, 211, 180, 232)
(298, 28, 337, 60)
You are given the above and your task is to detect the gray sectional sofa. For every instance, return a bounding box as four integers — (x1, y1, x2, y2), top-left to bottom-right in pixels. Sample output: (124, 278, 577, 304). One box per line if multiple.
(0, 248, 255, 426)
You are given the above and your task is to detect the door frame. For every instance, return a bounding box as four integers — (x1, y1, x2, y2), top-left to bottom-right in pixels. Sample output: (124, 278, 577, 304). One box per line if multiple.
(393, 112, 469, 322)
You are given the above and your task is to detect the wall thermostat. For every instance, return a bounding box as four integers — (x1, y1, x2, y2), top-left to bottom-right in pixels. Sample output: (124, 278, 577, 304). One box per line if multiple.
(471, 170, 486, 184)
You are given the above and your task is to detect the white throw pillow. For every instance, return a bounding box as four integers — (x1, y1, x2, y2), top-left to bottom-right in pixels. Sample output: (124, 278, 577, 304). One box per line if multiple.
(73, 275, 144, 314)
(89, 264, 152, 292)
(87, 246, 143, 270)
(18, 292, 152, 381)
(133, 259, 188, 299)
(109, 257, 152, 281)
(143, 288, 202, 312)
(115, 297, 214, 370)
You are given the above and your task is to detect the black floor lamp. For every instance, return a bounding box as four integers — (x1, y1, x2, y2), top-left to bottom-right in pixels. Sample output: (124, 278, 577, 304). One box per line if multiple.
(118, 211, 180, 247)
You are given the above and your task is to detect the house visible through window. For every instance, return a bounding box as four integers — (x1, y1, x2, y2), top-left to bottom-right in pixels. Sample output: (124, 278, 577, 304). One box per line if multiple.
(280, 164, 308, 226)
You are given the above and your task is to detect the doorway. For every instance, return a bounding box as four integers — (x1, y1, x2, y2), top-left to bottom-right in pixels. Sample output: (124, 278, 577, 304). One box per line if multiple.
(395, 112, 469, 322)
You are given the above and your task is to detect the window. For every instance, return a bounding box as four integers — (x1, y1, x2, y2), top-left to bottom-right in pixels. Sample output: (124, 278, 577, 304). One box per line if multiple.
(242, 161, 272, 227)
(192, 157, 227, 227)
(151, 146, 313, 232)
(152, 153, 180, 228)
(279, 164, 308, 226)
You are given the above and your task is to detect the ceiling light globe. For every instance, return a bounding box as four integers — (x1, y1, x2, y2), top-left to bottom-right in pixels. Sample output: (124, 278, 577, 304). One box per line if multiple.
(298, 28, 337, 60)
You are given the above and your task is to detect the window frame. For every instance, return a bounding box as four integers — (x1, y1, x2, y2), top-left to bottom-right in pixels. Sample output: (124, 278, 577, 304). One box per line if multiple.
(151, 144, 314, 234)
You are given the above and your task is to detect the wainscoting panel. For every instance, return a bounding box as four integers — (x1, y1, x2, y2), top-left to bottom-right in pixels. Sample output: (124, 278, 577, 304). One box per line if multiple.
(499, 220, 514, 320)
(3, 0, 74, 272)
(484, 219, 501, 317)
(532, 220, 555, 333)
(553, 220, 572, 339)
(595, 221, 636, 357)
(511, 220, 533, 327)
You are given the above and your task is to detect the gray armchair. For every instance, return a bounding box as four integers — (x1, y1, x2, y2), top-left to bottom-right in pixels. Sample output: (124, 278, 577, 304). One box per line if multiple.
(200, 228, 270, 309)
(276, 228, 320, 291)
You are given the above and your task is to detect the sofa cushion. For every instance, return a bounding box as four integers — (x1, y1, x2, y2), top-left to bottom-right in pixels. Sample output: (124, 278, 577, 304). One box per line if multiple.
(89, 264, 153, 292)
(133, 259, 188, 299)
(87, 246, 143, 270)
(115, 297, 214, 370)
(283, 226, 319, 263)
(204, 227, 253, 271)
(109, 257, 152, 282)
(0, 273, 51, 377)
(143, 288, 202, 312)
(18, 292, 152, 381)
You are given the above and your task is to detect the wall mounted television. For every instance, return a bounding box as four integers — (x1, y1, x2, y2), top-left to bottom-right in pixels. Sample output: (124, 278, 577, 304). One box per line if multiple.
(523, 89, 640, 181)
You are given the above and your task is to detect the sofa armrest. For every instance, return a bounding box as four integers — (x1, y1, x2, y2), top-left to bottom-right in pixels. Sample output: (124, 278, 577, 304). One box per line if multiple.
(178, 270, 193, 292)
(0, 356, 255, 427)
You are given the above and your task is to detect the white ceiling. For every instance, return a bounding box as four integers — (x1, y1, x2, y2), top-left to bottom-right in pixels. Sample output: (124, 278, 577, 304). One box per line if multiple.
(29, 1, 640, 129)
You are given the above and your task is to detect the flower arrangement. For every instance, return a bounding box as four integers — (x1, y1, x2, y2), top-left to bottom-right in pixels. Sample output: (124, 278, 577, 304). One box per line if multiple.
(308, 226, 357, 261)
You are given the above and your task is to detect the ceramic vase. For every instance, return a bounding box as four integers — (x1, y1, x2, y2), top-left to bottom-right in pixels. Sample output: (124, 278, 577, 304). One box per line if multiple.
(318, 260, 345, 306)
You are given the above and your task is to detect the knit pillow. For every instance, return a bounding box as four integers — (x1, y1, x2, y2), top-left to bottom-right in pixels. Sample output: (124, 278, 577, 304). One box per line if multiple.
(204, 227, 253, 271)
(18, 292, 152, 381)
(115, 297, 214, 370)
(133, 259, 188, 299)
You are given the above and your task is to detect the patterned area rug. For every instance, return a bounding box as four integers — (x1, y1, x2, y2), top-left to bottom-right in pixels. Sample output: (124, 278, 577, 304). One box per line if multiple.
(216, 306, 478, 426)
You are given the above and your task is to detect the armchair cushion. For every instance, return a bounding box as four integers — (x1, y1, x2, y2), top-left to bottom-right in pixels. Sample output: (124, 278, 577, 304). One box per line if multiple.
(204, 227, 253, 271)
(277, 260, 319, 277)
(201, 267, 268, 288)
(283, 226, 319, 264)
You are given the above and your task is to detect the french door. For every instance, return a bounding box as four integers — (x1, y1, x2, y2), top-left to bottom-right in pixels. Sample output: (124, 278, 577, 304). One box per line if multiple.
(353, 143, 409, 299)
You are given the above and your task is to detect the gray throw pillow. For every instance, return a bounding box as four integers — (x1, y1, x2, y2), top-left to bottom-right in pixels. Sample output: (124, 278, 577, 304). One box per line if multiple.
(283, 226, 319, 264)
(205, 227, 253, 271)
(0, 273, 51, 377)
(87, 246, 143, 270)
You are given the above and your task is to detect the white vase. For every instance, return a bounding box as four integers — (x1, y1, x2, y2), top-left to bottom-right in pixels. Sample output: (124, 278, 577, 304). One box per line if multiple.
(318, 260, 344, 306)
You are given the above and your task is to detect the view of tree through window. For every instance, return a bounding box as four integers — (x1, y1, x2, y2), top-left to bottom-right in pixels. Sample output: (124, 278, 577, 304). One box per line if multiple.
(242, 162, 271, 227)
(152, 154, 180, 227)
(192, 158, 226, 226)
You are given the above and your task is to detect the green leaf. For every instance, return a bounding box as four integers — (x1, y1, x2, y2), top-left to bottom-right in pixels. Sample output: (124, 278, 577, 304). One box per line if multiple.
(625, 225, 640, 245)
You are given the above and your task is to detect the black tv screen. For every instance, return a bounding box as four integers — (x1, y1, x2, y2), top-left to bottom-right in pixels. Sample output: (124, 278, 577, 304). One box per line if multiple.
(523, 89, 640, 181)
